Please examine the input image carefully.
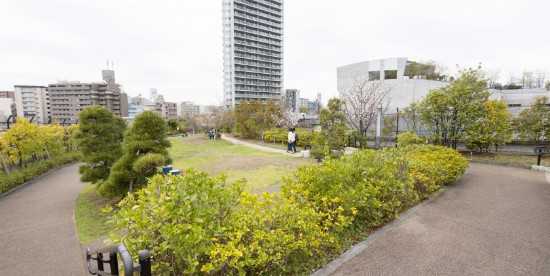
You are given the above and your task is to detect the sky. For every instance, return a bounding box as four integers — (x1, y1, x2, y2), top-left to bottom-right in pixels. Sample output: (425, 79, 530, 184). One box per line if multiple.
(1, 0, 549, 105)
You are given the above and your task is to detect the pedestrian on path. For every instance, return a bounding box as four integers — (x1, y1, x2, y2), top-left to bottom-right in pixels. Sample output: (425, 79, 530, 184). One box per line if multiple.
(287, 128, 296, 154)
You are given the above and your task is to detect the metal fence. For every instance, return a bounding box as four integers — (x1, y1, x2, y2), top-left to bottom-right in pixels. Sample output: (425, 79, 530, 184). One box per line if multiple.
(343, 111, 542, 154)
(86, 243, 151, 276)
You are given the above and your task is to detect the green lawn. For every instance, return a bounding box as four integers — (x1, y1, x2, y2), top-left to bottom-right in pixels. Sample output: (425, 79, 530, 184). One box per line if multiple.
(169, 135, 310, 191)
(464, 152, 550, 168)
(75, 184, 121, 244)
(76, 135, 311, 244)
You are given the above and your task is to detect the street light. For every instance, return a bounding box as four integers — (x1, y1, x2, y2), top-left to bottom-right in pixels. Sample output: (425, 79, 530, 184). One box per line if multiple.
(375, 103, 382, 149)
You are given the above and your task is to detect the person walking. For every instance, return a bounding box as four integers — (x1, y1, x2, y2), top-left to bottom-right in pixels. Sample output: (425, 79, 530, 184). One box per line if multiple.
(292, 128, 298, 153)
(287, 128, 296, 154)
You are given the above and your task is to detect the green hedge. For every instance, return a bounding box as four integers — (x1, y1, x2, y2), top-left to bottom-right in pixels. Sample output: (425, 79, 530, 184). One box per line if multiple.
(263, 128, 313, 147)
(0, 151, 80, 195)
(106, 145, 468, 274)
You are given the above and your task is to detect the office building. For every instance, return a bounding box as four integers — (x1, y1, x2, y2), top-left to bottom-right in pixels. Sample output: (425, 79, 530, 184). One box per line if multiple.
(13, 86, 50, 124)
(180, 101, 201, 116)
(145, 95, 178, 119)
(222, 0, 284, 107)
(48, 70, 128, 123)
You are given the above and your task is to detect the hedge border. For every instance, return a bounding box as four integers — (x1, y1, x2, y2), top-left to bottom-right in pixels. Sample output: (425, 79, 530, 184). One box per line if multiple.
(0, 161, 78, 201)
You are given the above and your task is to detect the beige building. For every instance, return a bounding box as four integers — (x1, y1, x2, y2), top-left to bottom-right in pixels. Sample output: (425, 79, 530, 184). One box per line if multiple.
(48, 70, 128, 124)
(14, 85, 50, 124)
(145, 95, 177, 119)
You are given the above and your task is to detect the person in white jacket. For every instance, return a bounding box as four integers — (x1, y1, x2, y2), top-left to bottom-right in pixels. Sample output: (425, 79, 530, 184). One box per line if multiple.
(287, 128, 296, 154)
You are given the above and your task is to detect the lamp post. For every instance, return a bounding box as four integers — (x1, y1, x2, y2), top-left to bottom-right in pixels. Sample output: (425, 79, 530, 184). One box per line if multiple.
(375, 103, 382, 149)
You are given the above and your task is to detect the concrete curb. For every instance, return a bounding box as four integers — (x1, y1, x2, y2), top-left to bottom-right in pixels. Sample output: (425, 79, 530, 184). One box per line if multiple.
(0, 161, 78, 201)
(531, 165, 550, 172)
(313, 174, 467, 276)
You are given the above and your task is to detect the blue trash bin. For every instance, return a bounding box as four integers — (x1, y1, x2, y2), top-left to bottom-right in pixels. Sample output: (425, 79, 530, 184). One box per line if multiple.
(162, 166, 173, 175)
(169, 169, 180, 176)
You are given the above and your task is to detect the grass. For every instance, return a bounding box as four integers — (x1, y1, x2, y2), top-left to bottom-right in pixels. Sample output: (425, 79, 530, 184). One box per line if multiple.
(169, 135, 310, 190)
(464, 152, 550, 167)
(75, 184, 121, 244)
(75, 134, 309, 243)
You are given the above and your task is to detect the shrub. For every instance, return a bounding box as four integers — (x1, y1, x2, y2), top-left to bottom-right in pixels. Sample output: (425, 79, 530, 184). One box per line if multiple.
(106, 171, 334, 275)
(282, 148, 418, 228)
(396, 130, 424, 148)
(0, 151, 80, 195)
(404, 145, 468, 199)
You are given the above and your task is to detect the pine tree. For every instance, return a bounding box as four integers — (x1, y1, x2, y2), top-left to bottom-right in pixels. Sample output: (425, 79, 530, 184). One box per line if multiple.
(101, 110, 171, 197)
(74, 106, 126, 184)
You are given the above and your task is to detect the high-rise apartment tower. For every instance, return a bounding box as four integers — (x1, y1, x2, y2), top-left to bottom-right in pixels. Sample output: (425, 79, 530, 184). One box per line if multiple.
(222, 0, 284, 107)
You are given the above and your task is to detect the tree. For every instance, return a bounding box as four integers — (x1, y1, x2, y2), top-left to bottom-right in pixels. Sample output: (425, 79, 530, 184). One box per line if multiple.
(340, 77, 391, 135)
(39, 122, 65, 156)
(166, 118, 179, 134)
(382, 116, 397, 146)
(417, 66, 490, 149)
(100, 110, 171, 197)
(312, 98, 347, 158)
(233, 99, 287, 139)
(466, 100, 513, 152)
(513, 96, 550, 147)
(299, 106, 308, 113)
(0, 117, 42, 166)
(74, 106, 126, 184)
(401, 102, 421, 132)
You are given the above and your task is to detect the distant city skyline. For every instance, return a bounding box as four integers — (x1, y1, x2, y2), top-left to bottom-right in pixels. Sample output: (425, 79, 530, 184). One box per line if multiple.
(1, 0, 549, 106)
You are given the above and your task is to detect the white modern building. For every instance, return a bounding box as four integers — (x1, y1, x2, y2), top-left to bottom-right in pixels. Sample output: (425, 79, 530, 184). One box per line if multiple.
(490, 88, 550, 116)
(13, 85, 50, 124)
(337, 57, 448, 113)
(222, 0, 284, 107)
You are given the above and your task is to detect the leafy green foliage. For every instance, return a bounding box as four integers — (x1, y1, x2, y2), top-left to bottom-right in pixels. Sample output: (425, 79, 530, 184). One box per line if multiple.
(74, 106, 126, 184)
(100, 110, 171, 197)
(106, 144, 468, 274)
(396, 130, 424, 147)
(513, 96, 550, 146)
(403, 145, 468, 199)
(416, 67, 490, 149)
(283, 149, 417, 228)
(234, 100, 288, 139)
(0, 151, 79, 195)
(106, 171, 332, 275)
(466, 99, 513, 152)
(263, 128, 313, 147)
(311, 98, 347, 158)
(0, 117, 42, 166)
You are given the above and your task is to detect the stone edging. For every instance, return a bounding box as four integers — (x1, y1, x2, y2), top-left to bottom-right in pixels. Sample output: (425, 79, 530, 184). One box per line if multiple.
(0, 162, 78, 201)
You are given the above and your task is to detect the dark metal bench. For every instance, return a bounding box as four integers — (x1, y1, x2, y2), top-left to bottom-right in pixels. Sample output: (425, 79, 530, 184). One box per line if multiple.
(86, 243, 151, 276)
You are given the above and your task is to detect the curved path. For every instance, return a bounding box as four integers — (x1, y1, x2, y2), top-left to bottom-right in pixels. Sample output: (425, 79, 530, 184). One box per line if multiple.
(321, 163, 550, 275)
(0, 163, 86, 275)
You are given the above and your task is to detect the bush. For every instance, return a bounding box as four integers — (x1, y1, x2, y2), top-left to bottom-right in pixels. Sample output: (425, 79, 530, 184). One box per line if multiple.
(106, 171, 333, 275)
(263, 128, 313, 147)
(404, 145, 468, 199)
(282, 148, 418, 229)
(0, 151, 80, 195)
(396, 130, 424, 147)
(106, 145, 468, 274)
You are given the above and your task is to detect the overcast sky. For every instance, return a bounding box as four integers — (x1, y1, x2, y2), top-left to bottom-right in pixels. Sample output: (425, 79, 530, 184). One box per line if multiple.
(1, 0, 549, 105)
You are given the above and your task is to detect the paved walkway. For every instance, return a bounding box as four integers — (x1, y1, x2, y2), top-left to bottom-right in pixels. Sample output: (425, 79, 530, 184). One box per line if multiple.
(221, 134, 301, 156)
(323, 163, 550, 275)
(0, 163, 87, 275)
